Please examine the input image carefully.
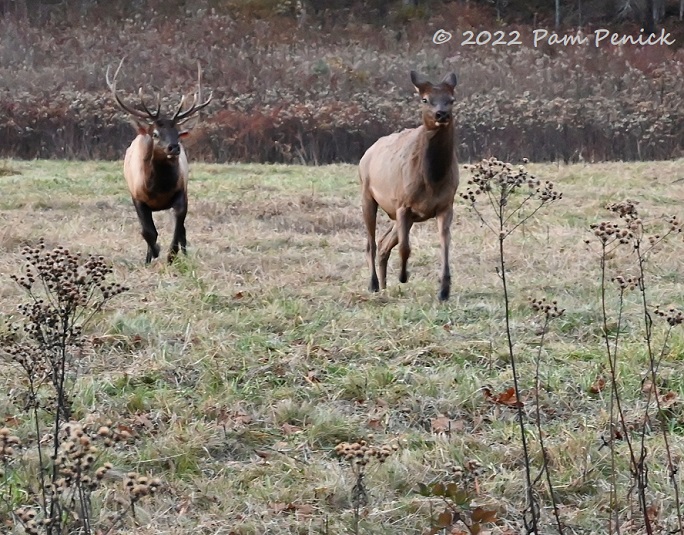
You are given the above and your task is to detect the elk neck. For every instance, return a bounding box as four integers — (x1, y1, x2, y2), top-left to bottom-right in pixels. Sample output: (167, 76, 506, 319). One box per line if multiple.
(422, 123, 455, 184)
(146, 153, 183, 195)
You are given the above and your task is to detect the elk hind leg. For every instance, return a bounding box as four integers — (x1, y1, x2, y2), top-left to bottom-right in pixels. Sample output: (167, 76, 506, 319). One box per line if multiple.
(133, 200, 160, 264)
(362, 193, 380, 292)
(436, 208, 453, 301)
(377, 224, 398, 290)
(397, 208, 413, 283)
(168, 190, 188, 263)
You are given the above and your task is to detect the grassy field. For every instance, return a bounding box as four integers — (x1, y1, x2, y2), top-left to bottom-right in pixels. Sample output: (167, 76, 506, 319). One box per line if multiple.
(2, 158, 684, 534)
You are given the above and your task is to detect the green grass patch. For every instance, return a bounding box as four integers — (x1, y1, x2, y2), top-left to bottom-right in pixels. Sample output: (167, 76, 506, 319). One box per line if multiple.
(2, 158, 684, 533)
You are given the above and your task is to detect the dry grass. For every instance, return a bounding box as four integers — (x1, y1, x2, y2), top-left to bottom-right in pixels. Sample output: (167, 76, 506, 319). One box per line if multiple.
(2, 158, 684, 533)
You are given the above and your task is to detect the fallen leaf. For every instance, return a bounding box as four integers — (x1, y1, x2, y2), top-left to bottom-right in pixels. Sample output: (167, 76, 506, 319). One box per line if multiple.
(234, 411, 252, 425)
(483, 387, 523, 407)
(134, 413, 154, 429)
(294, 503, 314, 517)
(431, 416, 464, 434)
(215, 409, 252, 428)
(304, 370, 321, 384)
(589, 376, 606, 394)
(269, 502, 289, 514)
(368, 418, 384, 430)
(281, 423, 302, 435)
(660, 391, 678, 409)
(642, 379, 654, 395)
(255, 449, 273, 460)
(4, 416, 20, 426)
(269, 502, 313, 517)
(116, 423, 136, 436)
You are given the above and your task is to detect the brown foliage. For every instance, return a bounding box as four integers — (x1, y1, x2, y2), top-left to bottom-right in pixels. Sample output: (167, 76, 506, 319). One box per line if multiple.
(0, 6, 681, 163)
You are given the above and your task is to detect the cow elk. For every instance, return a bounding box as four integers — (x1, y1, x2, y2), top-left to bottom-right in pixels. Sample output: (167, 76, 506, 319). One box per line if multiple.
(106, 58, 212, 264)
(359, 71, 459, 301)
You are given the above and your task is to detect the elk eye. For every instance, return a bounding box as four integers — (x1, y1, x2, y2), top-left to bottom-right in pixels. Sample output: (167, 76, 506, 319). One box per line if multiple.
(421, 97, 428, 104)
(152, 131, 159, 139)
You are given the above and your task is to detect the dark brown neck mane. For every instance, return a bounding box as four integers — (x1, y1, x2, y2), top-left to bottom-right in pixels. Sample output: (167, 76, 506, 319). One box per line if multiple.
(423, 125, 454, 183)
(148, 156, 182, 195)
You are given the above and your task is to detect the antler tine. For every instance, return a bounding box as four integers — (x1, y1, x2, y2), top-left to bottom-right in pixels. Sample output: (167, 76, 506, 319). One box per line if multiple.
(175, 91, 213, 125)
(172, 94, 188, 121)
(105, 56, 126, 93)
(174, 61, 213, 124)
(138, 87, 161, 120)
(153, 90, 161, 117)
(105, 57, 154, 121)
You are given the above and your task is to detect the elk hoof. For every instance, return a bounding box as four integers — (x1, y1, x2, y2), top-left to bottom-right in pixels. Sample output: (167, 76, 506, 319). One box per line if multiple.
(438, 288, 450, 302)
(145, 244, 160, 264)
(369, 275, 379, 293)
(399, 271, 409, 284)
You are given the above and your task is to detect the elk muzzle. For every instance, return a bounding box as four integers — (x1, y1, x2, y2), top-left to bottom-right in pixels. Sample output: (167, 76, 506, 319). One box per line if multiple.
(166, 143, 181, 158)
(435, 110, 451, 125)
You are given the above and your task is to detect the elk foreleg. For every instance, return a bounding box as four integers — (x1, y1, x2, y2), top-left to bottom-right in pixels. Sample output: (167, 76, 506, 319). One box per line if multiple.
(168, 190, 188, 263)
(377, 224, 398, 290)
(362, 193, 379, 292)
(436, 207, 453, 301)
(133, 200, 160, 264)
(396, 207, 413, 284)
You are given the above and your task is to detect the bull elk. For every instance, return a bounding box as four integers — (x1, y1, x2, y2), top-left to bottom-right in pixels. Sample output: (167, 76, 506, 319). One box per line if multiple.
(106, 58, 212, 264)
(359, 71, 459, 301)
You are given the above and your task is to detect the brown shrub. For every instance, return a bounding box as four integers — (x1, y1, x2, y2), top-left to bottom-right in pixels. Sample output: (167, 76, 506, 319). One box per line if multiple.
(0, 8, 681, 163)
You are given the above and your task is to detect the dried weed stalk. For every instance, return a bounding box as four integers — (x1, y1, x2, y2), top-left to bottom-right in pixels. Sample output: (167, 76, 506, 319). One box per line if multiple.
(0, 240, 163, 534)
(334, 439, 397, 535)
(588, 201, 684, 534)
(528, 297, 565, 533)
(461, 157, 562, 533)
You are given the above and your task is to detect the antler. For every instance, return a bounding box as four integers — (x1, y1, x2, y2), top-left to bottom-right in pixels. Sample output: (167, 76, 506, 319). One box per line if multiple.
(138, 87, 161, 120)
(173, 62, 213, 125)
(106, 57, 160, 122)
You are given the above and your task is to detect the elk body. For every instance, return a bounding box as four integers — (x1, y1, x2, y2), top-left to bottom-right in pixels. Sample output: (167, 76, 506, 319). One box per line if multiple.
(359, 71, 459, 301)
(106, 59, 212, 263)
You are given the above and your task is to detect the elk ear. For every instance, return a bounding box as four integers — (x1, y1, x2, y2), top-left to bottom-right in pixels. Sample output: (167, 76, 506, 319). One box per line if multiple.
(442, 73, 458, 90)
(131, 117, 151, 135)
(410, 70, 429, 93)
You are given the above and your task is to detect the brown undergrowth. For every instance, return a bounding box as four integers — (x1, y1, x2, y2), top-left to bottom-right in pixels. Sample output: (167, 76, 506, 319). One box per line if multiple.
(0, 6, 681, 163)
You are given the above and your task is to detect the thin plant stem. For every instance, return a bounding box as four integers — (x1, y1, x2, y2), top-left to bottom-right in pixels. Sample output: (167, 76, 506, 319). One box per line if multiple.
(498, 233, 538, 533)
(532, 315, 564, 534)
(464, 161, 561, 532)
(599, 243, 637, 535)
(634, 243, 684, 533)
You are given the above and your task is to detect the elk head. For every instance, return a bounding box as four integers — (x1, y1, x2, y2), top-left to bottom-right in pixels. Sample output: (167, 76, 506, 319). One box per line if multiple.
(410, 71, 457, 130)
(106, 58, 213, 160)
